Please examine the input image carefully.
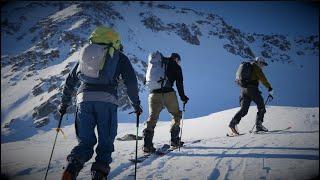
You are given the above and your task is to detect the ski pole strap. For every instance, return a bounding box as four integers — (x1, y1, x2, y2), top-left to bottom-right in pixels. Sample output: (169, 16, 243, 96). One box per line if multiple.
(56, 128, 67, 139)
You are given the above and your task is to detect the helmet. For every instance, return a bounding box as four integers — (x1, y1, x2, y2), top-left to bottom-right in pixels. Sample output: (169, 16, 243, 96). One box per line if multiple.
(255, 57, 268, 66)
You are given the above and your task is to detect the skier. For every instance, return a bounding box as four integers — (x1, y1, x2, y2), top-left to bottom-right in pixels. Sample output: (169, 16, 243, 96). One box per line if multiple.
(143, 52, 189, 153)
(58, 27, 142, 180)
(229, 57, 274, 134)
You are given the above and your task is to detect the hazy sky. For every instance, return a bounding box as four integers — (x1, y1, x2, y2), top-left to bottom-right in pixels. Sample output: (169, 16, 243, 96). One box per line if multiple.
(168, 1, 319, 36)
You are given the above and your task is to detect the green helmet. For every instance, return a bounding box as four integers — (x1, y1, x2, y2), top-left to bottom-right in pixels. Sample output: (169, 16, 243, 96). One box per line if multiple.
(89, 26, 121, 57)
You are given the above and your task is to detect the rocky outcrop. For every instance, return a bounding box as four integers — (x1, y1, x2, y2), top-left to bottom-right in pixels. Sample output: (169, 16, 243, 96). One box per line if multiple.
(157, 4, 176, 10)
(294, 35, 319, 55)
(174, 23, 200, 45)
(262, 34, 291, 51)
(32, 101, 57, 120)
(141, 13, 200, 45)
(141, 14, 168, 32)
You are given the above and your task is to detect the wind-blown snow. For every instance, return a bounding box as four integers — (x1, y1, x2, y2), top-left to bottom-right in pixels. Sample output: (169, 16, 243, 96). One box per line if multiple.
(48, 4, 81, 23)
(1, 106, 318, 180)
(67, 19, 87, 31)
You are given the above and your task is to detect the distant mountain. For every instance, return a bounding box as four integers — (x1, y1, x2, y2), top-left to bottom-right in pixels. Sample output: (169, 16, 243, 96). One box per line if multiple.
(1, 1, 318, 142)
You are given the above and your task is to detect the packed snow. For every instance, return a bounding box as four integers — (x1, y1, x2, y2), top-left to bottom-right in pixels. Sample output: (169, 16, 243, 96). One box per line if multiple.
(1, 2, 319, 180)
(1, 106, 318, 180)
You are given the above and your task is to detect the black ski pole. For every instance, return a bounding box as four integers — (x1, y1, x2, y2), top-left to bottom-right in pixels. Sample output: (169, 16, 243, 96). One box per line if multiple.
(179, 103, 186, 152)
(249, 95, 271, 133)
(44, 114, 64, 180)
(134, 113, 140, 180)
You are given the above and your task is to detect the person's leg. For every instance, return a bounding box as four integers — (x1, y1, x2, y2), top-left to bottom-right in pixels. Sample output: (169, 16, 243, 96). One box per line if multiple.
(64, 102, 97, 178)
(249, 88, 267, 131)
(164, 92, 182, 146)
(143, 93, 163, 151)
(92, 102, 118, 178)
(229, 89, 251, 130)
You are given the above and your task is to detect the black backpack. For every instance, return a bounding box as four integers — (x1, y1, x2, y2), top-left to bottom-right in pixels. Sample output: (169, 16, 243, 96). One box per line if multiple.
(235, 61, 253, 87)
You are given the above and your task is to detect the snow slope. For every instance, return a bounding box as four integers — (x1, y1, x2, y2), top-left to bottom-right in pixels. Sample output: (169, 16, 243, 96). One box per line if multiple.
(1, 106, 319, 180)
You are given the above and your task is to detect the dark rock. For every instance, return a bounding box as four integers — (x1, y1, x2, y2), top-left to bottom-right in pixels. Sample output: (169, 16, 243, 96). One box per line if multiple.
(297, 51, 304, 55)
(33, 101, 57, 119)
(246, 35, 255, 43)
(26, 73, 33, 77)
(175, 23, 200, 45)
(32, 83, 44, 96)
(261, 50, 271, 58)
(60, 68, 70, 75)
(243, 47, 255, 58)
(196, 20, 211, 25)
(142, 15, 167, 32)
(3, 119, 16, 128)
(157, 4, 175, 9)
(48, 84, 58, 92)
(223, 44, 236, 54)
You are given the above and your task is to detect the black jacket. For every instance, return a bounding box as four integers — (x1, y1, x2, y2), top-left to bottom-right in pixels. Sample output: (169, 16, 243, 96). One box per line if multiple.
(151, 58, 186, 99)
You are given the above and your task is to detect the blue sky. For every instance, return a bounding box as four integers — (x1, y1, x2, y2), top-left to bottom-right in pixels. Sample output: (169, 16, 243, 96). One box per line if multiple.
(168, 1, 319, 36)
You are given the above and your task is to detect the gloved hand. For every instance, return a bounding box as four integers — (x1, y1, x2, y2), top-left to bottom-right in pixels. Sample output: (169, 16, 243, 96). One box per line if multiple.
(58, 104, 68, 117)
(181, 95, 189, 104)
(268, 87, 274, 100)
(133, 105, 143, 116)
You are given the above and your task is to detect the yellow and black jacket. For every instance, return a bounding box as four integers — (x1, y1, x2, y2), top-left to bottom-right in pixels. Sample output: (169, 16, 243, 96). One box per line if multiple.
(250, 63, 272, 89)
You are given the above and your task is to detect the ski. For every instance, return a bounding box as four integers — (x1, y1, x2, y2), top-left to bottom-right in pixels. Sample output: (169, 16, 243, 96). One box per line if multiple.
(226, 133, 245, 137)
(129, 144, 175, 163)
(129, 140, 201, 163)
(249, 126, 292, 134)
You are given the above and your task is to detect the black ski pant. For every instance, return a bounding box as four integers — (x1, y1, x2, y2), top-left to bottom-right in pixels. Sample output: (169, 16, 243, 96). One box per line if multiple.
(230, 87, 266, 126)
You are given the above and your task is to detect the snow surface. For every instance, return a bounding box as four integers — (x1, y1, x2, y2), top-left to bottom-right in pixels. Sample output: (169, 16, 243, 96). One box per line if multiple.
(1, 106, 319, 180)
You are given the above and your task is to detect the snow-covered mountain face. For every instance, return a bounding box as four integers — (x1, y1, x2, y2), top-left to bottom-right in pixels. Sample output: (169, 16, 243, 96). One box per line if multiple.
(1, 2, 319, 142)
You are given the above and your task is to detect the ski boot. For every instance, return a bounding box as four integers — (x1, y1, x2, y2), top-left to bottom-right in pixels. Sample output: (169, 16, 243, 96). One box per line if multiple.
(62, 158, 83, 180)
(255, 124, 268, 133)
(143, 129, 156, 153)
(142, 146, 156, 153)
(91, 162, 110, 180)
(171, 139, 184, 148)
(229, 122, 239, 135)
(170, 126, 184, 148)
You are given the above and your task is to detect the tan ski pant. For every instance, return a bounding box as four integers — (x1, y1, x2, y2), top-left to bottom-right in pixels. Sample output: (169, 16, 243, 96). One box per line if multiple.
(144, 91, 182, 131)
